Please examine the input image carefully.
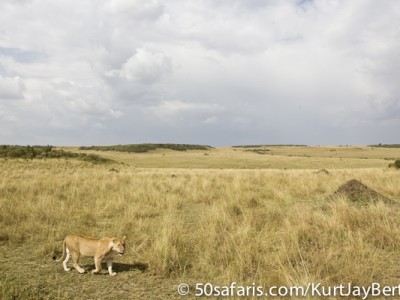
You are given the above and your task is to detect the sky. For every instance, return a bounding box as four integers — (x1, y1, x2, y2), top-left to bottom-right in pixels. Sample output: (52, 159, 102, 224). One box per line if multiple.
(0, 0, 399, 146)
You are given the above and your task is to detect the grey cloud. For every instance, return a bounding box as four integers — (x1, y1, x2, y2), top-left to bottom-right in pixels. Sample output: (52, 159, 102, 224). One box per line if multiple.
(0, 76, 25, 100)
(148, 100, 225, 121)
(0, 0, 399, 145)
(103, 0, 164, 21)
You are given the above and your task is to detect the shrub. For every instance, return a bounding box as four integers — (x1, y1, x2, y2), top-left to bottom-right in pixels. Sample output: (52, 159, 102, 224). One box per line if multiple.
(389, 159, 400, 169)
(395, 160, 400, 169)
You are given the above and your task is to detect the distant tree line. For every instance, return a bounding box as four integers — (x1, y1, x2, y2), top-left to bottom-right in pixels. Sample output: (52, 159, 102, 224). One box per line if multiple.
(369, 144, 400, 148)
(233, 144, 307, 148)
(0, 145, 113, 164)
(79, 143, 213, 153)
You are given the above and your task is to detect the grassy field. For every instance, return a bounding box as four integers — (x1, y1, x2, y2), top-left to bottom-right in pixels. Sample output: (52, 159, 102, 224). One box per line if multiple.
(1, 146, 400, 299)
(62, 145, 400, 169)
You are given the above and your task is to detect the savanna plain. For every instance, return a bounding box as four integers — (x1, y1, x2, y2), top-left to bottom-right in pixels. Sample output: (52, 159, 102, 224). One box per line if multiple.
(1, 145, 400, 299)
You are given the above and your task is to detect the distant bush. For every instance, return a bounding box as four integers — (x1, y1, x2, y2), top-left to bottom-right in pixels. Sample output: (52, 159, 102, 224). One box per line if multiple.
(245, 149, 271, 155)
(0, 145, 113, 164)
(79, 143, 213, 153)
(76, 153, 112, 164)
(0, 145, 52, 159)
(233, 145, 264, 148)
(388, 159, 400, 169)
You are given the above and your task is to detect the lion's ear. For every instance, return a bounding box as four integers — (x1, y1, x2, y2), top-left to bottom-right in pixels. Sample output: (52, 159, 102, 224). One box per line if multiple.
(112, 238, 116, 243)
(122, 235, 127, 241)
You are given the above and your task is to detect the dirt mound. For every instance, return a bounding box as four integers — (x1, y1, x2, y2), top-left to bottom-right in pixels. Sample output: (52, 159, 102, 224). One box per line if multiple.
(316, 169, 330, 175)
(330, 179, 396, 205)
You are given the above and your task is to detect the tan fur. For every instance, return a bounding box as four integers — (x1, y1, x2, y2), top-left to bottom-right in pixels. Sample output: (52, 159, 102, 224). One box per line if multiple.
(55, 234, 126, 276)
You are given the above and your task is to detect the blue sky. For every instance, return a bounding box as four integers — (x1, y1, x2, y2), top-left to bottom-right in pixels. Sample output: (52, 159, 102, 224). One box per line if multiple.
(0, 0, 399, 146)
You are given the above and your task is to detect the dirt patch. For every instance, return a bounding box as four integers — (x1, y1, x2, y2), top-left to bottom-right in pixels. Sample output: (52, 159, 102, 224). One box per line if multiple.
(329, 179, 397, 205)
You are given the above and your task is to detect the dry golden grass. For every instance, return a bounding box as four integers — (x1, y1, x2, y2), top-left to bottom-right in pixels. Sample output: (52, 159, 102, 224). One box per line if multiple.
(1, 147, 400, 299)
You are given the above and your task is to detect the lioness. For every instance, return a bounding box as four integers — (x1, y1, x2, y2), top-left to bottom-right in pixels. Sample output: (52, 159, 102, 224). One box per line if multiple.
(54, 234, 126, 276)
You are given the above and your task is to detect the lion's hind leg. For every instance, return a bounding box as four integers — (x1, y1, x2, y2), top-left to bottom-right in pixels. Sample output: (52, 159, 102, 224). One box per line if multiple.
(63, 248, 71, 272)
(71, 251, 85, 274)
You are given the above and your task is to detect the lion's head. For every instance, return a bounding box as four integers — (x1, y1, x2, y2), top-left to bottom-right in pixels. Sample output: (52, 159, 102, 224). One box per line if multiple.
(112, 236, 126, 255)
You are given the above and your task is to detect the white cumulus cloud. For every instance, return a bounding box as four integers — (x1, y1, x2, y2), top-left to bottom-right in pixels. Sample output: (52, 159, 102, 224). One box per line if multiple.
(114, 48, 172, 84)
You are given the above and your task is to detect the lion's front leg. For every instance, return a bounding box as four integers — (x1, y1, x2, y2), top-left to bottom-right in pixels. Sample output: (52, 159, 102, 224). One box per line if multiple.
(91, 256, 102, 274)
(106, 259, 117, 276)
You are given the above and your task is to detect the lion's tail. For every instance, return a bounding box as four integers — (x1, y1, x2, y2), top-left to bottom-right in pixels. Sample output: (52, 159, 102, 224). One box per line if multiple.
(53, 239, 66, 262)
